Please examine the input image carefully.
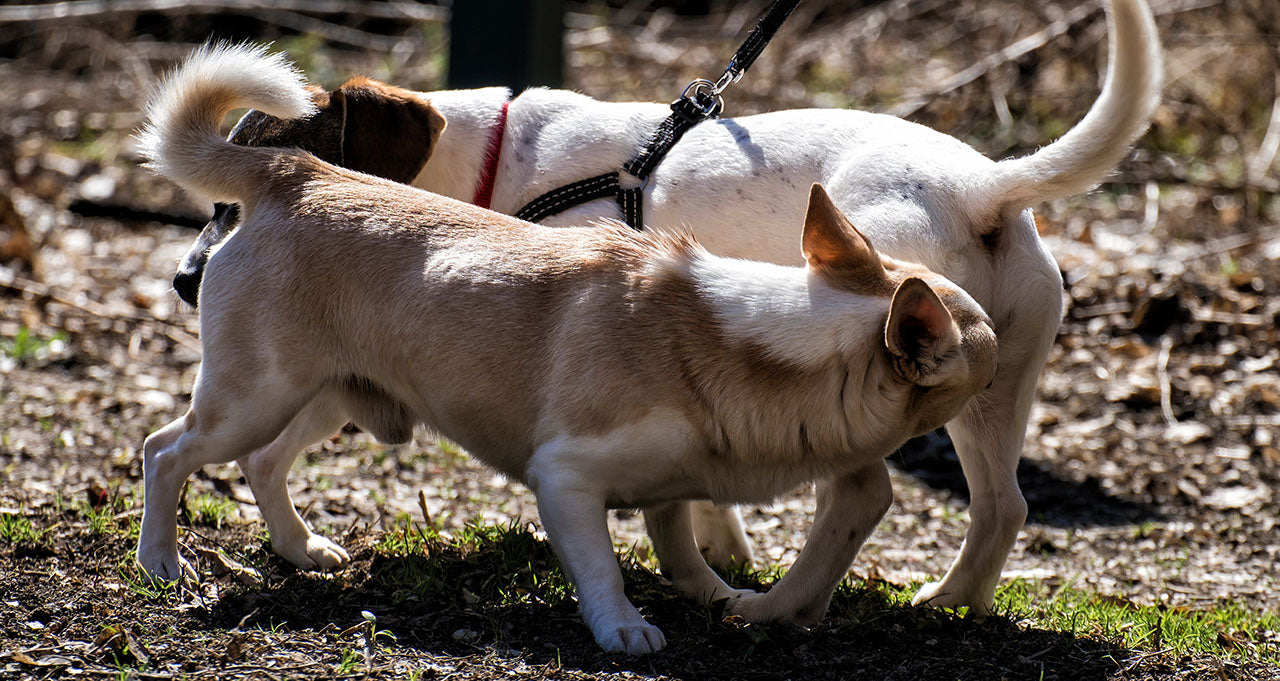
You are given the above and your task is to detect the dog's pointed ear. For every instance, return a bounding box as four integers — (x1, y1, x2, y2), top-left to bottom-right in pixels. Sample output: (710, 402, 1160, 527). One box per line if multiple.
(336, 77, 447, 184)
(885, 277, 961, 384)
(802, 184, 883, 276)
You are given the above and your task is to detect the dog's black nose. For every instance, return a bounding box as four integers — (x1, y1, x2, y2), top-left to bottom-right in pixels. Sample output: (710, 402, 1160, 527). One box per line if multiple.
(173, 270, 200, 307)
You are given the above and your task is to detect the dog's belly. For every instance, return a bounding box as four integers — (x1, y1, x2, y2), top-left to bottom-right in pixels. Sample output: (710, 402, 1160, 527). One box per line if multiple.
(528, 407, 837, 510)
(600, 456, 831, 509)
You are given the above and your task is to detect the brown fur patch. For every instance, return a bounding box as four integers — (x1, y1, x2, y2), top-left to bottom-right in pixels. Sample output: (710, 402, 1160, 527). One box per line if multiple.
(335, 77, 445, 184)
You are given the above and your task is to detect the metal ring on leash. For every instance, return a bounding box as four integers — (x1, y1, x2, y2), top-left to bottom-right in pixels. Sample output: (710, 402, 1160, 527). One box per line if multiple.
(513, 0, 801, 229)
(679, 79, 724, 117)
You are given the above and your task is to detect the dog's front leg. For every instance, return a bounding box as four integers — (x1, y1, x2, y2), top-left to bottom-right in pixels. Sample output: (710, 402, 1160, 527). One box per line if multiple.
(527, 458, 665, 655)
(237, 391, 351, 571)
(644, 502, 755, 604)
(725, 460, 891, 625)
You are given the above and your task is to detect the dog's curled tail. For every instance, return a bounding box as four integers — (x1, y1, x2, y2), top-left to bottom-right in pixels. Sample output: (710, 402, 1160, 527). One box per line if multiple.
(136, 43, 316, 205)
(980, 0, 1162, 214)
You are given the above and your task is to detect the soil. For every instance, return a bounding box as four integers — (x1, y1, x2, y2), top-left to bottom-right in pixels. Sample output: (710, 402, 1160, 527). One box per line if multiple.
(2, 1, 1279, 679)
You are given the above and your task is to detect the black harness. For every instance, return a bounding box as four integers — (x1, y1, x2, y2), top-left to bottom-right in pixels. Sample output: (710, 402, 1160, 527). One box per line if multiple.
(513, 0, 802, 230)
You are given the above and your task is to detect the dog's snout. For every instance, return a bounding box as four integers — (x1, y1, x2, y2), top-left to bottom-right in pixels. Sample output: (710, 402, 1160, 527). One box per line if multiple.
(173, 270, 200, 307)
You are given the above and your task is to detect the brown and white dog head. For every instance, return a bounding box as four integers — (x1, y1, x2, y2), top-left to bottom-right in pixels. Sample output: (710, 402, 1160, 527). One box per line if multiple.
(172, 77, 445, 306)
(800, 184, 998, 433)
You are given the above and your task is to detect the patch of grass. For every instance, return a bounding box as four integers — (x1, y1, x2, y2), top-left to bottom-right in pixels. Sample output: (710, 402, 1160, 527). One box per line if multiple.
(373, 512, 437, 555)
(0, 511, 46, 546)
(116, 557, 182, 602)
(67, 487, 142, 539)
(996, 578, 1280, 664)
(2, 326, 68, 364)
(182, 492, 237, 529)
(335, 647, 361, 675)
(372, 517, 575, 609)
(367, 517, 1277, 667)
(434, 438, 468, 465)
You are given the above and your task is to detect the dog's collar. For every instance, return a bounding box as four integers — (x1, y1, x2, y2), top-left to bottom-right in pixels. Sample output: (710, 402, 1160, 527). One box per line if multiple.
(471, 99, 510, 210)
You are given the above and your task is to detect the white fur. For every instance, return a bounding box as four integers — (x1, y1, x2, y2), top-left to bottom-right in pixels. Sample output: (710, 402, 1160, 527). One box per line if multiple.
(170, 0, 1160, 626)
(690, 257, 885, 367)
(399, 0, 1161, 615)
(137, 43, 315, 204)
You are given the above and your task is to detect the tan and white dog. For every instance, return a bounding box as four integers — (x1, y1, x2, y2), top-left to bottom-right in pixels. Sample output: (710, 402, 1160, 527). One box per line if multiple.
(137, 44, 999, 654)
(171, 0, 1160, 619)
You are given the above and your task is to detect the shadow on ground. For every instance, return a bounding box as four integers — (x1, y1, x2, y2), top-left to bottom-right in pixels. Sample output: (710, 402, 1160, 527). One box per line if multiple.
(890, 430, 1161, 528)
(197, 527, 1138, 681)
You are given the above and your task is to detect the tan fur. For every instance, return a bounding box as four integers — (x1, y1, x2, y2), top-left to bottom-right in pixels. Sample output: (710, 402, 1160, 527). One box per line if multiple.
(136, 45, 999, 655)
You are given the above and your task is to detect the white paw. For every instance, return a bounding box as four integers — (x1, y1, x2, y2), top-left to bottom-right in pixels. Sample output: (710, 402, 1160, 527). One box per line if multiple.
(137, 544, 196, 584)
(701, 586, 757, 608)
(721, 590, 823, 626)
(669, 576, 757, 606)
(911, 581, 993, 614)
(721, 590, 775, 623)
(594, 621, 666, 655)
(277, 533, 351, 570)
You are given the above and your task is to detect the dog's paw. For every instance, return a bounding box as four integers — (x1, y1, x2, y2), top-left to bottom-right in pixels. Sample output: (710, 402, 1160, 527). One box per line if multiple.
(137, 546, 196, 584)
(277, 534, 351, 571)
(703, 586, 758, 611)
(720, 590, 772, 622)
(720, 591, 823, 626)
(594, 621, 666, 655)
(911, 581, 993, 615)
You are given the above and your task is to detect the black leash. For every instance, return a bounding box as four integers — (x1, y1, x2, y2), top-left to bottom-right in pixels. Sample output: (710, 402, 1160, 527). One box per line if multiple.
(514, 0, 802, 229)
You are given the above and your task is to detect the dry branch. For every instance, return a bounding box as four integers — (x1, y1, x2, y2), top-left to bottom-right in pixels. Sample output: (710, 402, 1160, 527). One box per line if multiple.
(889, 2, 1099, 118)
(0, 0, 446, 24)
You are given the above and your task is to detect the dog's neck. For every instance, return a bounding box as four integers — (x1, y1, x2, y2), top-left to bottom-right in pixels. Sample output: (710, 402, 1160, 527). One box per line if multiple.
(676, 254, 906, 463)
(691, 257, 887, 367)
(411, 87, 512, 202)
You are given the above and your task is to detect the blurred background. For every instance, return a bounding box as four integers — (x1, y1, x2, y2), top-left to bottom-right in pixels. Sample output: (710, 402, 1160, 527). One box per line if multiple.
(1, 0, 1277, 612)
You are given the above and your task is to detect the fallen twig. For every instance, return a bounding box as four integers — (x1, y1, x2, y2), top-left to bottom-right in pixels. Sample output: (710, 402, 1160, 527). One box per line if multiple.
(1247, 66, 1280, 184)
(1157, 335, 1176, 426)
(0, 0, 445, 24)
(889, 3, 1099, 118)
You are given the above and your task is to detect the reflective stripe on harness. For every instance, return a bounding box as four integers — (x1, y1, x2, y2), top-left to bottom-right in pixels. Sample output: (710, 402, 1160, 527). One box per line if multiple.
(512, 0, 801, 230)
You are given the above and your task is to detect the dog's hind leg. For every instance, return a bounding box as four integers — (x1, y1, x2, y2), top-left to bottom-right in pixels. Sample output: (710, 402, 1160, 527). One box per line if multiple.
(911, 382, 1033, 613)
(236, 390, 351, 571)
(912, 295, 1058, 613)
(644, 502, 755, 605)
(137, 370, 313, 583)
(689, 501, 753, 568)
(135, 415, 198, 582)
(725, 460, 892, 625)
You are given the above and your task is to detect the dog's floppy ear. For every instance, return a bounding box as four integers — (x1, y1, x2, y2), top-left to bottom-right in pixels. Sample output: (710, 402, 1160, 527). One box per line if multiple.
(226, 86, 347, 165)
(335, 77, 446, 184)
(801, 184, 883, 277)
(885, 277, 962, 385)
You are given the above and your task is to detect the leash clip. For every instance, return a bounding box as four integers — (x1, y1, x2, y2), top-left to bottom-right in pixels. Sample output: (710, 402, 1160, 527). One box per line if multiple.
(715, 61, 743, 93)
(677, 78, 724, 118)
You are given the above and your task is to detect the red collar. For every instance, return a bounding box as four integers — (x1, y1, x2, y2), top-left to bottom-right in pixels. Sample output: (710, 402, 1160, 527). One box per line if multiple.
(471, 100, 510, 210)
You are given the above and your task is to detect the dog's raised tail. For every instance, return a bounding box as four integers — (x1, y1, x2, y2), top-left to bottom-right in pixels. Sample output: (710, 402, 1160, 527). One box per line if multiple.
(978, 0, 1162, 215)
(137, 43, 316, 205)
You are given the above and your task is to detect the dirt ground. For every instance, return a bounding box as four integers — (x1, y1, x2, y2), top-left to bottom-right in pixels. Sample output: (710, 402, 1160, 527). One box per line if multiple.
(2, 1, 1279, 679)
